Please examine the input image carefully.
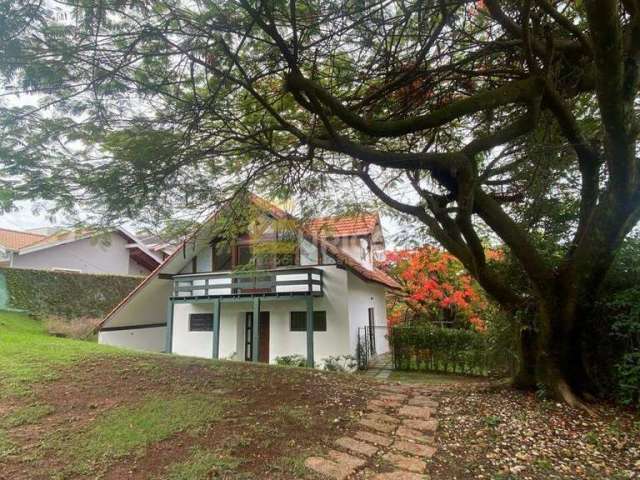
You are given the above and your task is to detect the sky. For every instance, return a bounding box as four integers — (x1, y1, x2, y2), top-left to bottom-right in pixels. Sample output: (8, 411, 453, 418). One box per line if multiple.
(0, 199, 408, 248)
(0, 202, 60, 231)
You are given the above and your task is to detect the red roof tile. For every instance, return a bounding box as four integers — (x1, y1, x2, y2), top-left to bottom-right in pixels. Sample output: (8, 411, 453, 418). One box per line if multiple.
(0, 228, 46, 250)
(306, 214, 379, 238)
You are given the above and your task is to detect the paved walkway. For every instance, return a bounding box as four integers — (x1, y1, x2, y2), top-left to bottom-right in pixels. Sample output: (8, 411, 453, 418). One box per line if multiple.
(305, 382, 439, 479)
(364, 354, 393, 380)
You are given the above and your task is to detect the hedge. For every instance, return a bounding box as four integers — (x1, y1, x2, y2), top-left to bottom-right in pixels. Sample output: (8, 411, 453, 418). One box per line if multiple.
(0, 267, 142, 319)
(390, 325, 490, 376)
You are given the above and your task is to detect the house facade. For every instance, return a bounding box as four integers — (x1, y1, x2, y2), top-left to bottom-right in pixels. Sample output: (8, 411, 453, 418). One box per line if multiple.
(1, 227, 162, 276)
(98, 197, 399, 367)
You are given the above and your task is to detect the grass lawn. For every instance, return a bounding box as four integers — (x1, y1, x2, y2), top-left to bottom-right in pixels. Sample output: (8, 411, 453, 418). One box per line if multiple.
(0, 311, 372, 479)
(3, 311, 638, 480)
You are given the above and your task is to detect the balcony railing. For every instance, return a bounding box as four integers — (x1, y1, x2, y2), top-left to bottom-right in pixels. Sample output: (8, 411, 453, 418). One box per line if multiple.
(171, 267, 323, 299)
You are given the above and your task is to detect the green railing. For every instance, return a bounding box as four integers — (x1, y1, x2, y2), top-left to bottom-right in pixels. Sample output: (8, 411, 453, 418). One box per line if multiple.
(172, 267, 323, 299)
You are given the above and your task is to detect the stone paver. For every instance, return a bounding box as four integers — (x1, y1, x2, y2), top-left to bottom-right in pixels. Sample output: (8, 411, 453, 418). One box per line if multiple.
(397, 405, 433, 419)
(407, 397, 439, 408)
(402, 418, 438, 432)
(392, 439, 437, 458)
(335, 436, 378, 457)
(359, 418, 396, 433)
(367, 400, 388, 412)
(371, 472, 429, 480)
(378, 393, 408, 402)
(328, 449, 367, 467)
(382, 452, 427, 473)
(305, 449, 366, 480)
(377, 384, 412, 394)
(355, 430, 393, 447)
(365, 412, 400, 424)
(396, 426, 434, 444)
(307, 382, 440, 480)
(370, 398, 402, 408)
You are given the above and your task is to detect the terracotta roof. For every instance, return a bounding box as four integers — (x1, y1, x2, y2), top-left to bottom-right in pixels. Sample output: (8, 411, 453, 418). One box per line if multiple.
(306, 213, 379, 238)
(0, 228, 46, 250)
(21, 229, 90, 250)
(316, 236, 400, 290)
(251, 198, 398, 289)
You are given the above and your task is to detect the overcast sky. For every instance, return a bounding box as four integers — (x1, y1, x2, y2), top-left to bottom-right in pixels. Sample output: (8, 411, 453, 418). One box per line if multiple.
(0, 202, 61, 231)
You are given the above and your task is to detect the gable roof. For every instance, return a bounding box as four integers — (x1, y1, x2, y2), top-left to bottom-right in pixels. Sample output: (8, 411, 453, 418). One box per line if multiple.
(99, 195, 399, 330)
(15, 226, 163, 270)
(0, 228, 46, 251)
(306, 213, 379, 238)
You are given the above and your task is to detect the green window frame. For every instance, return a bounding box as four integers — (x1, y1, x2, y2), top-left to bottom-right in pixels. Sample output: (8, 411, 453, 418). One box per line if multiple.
(290, 311, 327, 332)
(189, 313, 213, 332)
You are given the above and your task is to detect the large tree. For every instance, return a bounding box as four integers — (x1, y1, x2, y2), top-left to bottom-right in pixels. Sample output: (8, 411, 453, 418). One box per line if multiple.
(2, 0, 640, 404)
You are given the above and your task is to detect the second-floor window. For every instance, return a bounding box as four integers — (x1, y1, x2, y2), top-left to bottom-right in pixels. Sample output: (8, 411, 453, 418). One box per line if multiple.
(212, 242, 232, 271)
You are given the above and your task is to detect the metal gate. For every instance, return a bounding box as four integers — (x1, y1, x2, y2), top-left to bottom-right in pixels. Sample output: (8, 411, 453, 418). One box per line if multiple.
(356, 325, 390, 370)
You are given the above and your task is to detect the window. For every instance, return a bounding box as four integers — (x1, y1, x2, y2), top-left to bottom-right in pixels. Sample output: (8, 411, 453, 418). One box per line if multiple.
(236, 245, 252, 267)
(290, 311, 327, 332)
(189, 313, 213, 331)
(212, 242, 232, 271)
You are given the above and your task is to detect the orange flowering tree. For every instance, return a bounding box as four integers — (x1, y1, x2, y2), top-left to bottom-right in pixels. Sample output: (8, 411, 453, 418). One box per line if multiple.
(381, 247, 489, 331)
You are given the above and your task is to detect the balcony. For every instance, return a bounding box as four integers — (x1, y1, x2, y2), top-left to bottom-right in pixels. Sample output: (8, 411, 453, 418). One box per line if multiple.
(171, 266, 324, 300)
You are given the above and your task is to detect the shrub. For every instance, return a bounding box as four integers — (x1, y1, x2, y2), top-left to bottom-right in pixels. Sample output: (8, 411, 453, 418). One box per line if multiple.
(274, 355, 307, 367)
(44, 316, 102, 340)
(0, 268, 141, 318)
(390, 324, 494, 375)
(322, 355, 357, 372)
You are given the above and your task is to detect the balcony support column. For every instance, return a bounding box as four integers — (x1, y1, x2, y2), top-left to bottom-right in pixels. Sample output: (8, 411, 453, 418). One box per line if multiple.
(306, 296, 314, 368)
(252, 297, 260, 362)
(211, 298, 221, 360)
(165, 298, 174, 354)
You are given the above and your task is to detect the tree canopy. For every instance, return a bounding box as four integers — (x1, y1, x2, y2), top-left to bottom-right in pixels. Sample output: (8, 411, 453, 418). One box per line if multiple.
(2, 0, 640, 404)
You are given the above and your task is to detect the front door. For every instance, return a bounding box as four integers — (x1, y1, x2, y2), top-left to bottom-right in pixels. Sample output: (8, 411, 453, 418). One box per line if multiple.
(244, 311, 270, 363)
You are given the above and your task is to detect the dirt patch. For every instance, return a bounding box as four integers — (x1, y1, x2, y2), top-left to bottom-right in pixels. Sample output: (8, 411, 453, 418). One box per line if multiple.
(0, 356, 374, 479)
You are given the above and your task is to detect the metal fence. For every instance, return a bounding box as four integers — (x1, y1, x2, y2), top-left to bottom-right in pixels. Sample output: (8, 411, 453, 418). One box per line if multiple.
(356, 325, 390, 370)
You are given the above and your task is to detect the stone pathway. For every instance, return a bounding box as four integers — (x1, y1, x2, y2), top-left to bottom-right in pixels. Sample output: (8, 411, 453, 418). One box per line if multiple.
(364, 354, 394, 380)
(305, 382, 439, 479)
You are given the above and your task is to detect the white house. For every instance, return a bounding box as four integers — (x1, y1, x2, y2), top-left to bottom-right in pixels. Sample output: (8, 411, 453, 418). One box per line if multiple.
(98, 197, 400, 367)
(1, 227, 162, 276)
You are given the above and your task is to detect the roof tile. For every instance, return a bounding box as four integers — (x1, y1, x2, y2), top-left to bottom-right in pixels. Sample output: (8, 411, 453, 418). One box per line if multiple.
(306, 214, 379, 238)
(0, 228, 46, 250)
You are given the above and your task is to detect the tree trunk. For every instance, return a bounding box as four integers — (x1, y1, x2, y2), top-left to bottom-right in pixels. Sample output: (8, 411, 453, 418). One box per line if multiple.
(513, 319, 537, 390)
(512, 297, 595, 409)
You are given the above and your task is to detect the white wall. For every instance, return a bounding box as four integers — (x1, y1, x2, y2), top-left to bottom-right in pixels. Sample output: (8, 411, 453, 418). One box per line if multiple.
(101, 278, 173, 331)
(128, 257, 151, 276)
(13, 233, 135, 275)
(169, 265, 351, 365)
(98, 326, 166, 352)
(346, 272, 390, 357)
(330, 236, 372, 269)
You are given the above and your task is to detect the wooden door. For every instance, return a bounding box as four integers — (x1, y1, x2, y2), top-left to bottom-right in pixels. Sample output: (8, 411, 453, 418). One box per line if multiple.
(258, 313, 270, 363)
(245, 311, 270, 363)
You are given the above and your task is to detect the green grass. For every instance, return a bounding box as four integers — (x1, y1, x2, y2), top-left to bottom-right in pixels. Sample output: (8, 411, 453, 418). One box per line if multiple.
(0, 429, 15, 459)
(161, 447, 241, 480)
(66, 395, 230, 472)
(1, 403, 54, 428)
(0, 310, 128, 397)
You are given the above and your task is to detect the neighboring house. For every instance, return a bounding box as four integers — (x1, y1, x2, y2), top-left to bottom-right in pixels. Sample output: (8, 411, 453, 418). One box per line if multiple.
(98, 197, 400, 368)
(0, 228, 47, 267)
(1, 227, 162, 276)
